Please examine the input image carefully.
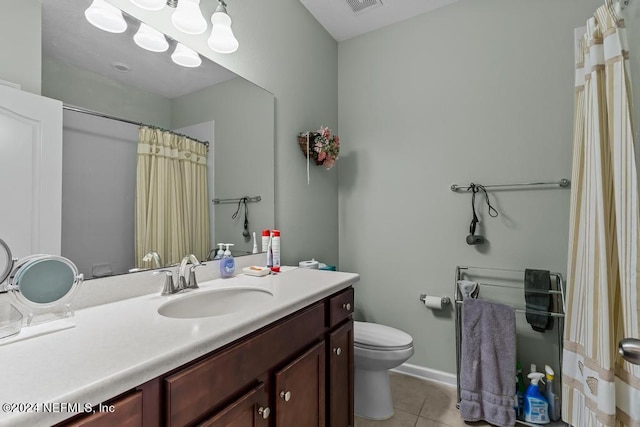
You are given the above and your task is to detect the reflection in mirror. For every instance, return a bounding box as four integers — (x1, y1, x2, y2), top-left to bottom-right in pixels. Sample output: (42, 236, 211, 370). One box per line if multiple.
(40, 0, 275, 279)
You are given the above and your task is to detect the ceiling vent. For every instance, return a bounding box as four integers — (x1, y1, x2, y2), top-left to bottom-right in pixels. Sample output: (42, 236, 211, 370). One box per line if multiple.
(345, 0, 383, 15)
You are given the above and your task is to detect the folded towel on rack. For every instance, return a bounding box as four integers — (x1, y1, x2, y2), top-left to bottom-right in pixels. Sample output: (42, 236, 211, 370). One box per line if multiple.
(460, 299, 516, 427)
(524, 269, 553, 332)
(457, 280, 480, 300)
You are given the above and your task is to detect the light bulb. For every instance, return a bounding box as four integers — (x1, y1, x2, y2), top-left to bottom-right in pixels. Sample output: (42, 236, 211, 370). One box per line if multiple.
(84, 0, 127, 33)
(130, 0, 166, 11)
(133, 23, 169, 52)
(207, 4, 238, 54)
(171, 43, 202, 67)
(171, 0, 207, 35)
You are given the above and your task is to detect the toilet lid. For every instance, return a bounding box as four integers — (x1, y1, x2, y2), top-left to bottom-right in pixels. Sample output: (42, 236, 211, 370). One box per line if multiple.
(354, 321, 413, 350)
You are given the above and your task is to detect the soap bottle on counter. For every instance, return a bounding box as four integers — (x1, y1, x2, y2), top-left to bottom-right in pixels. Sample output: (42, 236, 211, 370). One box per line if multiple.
(213, 243, 225, 260)
(271, 230, 280, 273)
(220, 243, 235, 278)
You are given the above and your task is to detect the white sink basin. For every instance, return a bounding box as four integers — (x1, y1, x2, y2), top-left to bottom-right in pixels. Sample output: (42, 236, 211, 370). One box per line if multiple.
(157, 287, 274, 319)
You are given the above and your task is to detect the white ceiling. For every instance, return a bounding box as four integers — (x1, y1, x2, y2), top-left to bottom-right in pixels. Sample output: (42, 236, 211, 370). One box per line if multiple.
(299, 0, 459, 42)
(42, 0, 237, 99)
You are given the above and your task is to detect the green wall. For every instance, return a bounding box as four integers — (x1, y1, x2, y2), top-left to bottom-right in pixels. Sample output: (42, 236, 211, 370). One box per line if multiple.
(337, 0, 602, 374)
(172, 78, 275, 254)
(0, 0, 41, 94)
(42, 56, 172, 128)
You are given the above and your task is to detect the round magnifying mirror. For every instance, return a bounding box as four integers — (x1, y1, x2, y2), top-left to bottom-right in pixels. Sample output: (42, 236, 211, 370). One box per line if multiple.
(10, 255, 82, 309)
(0, 239, 14, 285)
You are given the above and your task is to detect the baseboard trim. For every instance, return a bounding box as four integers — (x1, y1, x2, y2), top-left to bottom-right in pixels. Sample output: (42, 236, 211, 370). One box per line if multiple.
(391, 362, 457, 388)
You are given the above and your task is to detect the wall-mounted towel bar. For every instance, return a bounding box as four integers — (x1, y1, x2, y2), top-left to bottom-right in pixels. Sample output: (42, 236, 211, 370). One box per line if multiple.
(450, 178, 570, 192)
(212, 195, 262, 204)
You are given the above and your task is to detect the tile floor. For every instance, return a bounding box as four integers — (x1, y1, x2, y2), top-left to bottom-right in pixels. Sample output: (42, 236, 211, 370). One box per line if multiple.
(354, 372, 491, 427)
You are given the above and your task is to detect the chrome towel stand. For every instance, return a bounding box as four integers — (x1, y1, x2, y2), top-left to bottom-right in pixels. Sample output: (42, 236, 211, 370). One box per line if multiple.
(450, 179, 570, 192)
(453, 265, 566, 426)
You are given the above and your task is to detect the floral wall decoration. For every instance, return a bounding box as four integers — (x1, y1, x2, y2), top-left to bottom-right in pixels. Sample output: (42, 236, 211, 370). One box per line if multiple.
(297, 126, 340, 183)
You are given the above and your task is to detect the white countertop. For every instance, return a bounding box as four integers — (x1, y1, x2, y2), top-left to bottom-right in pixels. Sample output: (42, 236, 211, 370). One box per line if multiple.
(0, 267, 359, 427)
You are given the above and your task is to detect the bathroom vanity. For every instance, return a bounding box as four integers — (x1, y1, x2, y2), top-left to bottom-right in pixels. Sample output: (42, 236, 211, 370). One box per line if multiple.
(0, 268, 358, 427)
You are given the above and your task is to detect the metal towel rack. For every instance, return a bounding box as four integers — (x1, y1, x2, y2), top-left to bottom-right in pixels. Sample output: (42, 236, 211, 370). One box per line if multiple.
(453, 265, 566, 426)
(450, 178, 570, 192)
(212, 195, 262, 204)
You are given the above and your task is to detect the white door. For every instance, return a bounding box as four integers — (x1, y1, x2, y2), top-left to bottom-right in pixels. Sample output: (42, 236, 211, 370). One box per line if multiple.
(0, 85, 63, 260)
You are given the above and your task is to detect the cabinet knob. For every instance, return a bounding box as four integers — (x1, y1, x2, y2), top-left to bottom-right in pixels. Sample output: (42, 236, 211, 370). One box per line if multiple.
(280, 390, 292, 402)
(333, 347, 342, 356)
(258, 406, 271, 419)
(342, 303, 351, 311)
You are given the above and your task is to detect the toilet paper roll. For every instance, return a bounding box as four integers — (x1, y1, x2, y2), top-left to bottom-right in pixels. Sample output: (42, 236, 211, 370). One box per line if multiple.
(423, 296, 445, 309)
(299, 260, 319, 269)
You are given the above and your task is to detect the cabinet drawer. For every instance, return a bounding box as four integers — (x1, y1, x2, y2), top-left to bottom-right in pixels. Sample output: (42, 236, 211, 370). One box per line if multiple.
(61, 391, 143, 427)
(328, 287, 354, 328)
(165, 302, 325, 427)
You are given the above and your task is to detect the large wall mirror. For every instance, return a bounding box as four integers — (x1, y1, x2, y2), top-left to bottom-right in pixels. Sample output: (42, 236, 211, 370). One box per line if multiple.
(40, 0, 275, 279)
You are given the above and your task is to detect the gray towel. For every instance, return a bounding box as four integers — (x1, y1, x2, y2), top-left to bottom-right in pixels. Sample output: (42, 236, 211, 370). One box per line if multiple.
(460, 299, 516, 427)
(524, 269, 553, 332)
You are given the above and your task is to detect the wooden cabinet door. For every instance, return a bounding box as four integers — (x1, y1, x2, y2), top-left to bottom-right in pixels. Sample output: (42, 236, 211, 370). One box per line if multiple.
(328, 319, 354, 427)
(198, 383, 269, 427)
(60, 391, 143, 427)
(274, 341, 325, 427)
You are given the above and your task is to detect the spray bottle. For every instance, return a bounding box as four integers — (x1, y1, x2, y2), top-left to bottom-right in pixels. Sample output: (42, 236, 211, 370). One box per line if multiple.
(524, 372, 550, 424)
(544, 365, 561, 422)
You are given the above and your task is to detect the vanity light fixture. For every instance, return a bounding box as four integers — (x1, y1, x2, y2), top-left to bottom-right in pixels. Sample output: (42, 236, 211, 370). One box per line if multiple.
(84, 0, 127, 33)
(171, 0, 208, 35)
(207, 0, 239, 54)
(171, 42, 202, 67)
(130, 0, 166, 11)
(133, 23, 170, 52)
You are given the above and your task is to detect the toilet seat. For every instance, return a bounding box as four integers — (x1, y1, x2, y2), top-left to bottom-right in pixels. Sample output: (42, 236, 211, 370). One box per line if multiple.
(354, 321, 413, 351)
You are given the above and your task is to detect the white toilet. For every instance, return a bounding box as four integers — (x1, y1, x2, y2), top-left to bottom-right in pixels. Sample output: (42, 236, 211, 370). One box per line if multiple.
(354, 321, 414, 420)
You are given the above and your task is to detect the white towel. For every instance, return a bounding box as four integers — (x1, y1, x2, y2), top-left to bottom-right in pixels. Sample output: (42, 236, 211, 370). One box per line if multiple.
(457, 280, 480, 300)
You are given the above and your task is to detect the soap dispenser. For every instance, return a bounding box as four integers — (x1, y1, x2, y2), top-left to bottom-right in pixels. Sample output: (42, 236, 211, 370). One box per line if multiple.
(220, 244, 235, 278)
(213, 243, 225, 260)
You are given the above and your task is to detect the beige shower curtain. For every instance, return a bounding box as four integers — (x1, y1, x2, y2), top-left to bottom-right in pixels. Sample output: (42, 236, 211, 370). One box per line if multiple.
(135, 126, 210, 267)
(564, 4, 640, 426)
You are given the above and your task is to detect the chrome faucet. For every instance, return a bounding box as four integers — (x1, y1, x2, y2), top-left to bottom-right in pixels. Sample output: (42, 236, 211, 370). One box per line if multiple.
(153, 269, 180, 296)
(142, 251, 163, 268)
(178, 254, 204, 290)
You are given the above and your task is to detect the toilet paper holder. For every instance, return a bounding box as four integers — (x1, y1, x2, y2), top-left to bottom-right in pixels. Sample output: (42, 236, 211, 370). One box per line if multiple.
(419, 294, 451, 308)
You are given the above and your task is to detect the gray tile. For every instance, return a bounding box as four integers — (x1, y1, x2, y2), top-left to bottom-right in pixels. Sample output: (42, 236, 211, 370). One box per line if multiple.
(355, 409, 419, 427)
(417, 379, 462, 424)
(389, 372, 430, 415)
(415, 417, 451, 427)
(384, 373, 492, 427)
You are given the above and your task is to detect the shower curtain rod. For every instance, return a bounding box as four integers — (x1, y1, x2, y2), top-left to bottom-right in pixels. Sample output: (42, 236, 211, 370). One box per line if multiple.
(62, 104, 210, 148)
